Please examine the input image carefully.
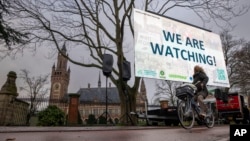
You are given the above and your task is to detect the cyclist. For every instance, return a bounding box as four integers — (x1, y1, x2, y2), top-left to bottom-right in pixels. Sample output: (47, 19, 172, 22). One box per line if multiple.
(192, 65, 209, 117)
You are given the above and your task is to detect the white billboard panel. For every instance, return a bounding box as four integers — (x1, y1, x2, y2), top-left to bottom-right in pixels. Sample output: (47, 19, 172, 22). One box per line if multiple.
(134, 9, 230, 87)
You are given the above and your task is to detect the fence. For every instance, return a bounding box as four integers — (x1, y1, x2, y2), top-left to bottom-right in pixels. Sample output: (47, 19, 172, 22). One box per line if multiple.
(0, 99, 29, 126)
(0, 96, 66, 126)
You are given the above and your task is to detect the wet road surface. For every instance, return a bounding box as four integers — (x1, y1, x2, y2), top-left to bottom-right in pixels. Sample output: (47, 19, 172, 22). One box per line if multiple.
(0, 125, 229, 141)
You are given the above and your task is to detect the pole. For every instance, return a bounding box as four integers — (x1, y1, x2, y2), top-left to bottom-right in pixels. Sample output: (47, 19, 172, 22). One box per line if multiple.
(105, 76, 108, 124)
(121, 81, 134, 125)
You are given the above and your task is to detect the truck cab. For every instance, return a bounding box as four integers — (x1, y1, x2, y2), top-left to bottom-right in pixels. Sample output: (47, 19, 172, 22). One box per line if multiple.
(214, 89, 250, 124)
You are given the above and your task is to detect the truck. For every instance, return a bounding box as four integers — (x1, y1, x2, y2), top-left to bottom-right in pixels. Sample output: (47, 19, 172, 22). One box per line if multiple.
(214, 89, 250, 124)
(133, 88, 250, 126)
(132, 102, 179, 126)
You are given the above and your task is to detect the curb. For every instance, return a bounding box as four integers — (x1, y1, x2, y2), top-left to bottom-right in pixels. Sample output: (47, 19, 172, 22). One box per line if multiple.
(0, 126, 172, 133)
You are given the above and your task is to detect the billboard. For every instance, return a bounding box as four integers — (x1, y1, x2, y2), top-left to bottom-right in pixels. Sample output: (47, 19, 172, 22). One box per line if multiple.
(134, 9, 230, 87)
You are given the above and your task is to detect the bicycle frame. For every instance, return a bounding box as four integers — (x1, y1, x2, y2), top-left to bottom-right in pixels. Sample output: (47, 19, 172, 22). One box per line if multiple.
(177, 91, 215, 129)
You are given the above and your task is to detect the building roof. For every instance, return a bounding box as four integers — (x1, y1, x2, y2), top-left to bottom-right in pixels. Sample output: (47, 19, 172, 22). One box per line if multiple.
(77, 87, 120, 104)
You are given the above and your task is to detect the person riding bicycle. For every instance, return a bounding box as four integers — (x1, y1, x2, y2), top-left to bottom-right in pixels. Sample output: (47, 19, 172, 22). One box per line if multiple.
(192, 65, 209, 117)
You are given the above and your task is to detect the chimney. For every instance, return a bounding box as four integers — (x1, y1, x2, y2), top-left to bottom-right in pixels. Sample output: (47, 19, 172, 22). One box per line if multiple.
(88, 83, 90, 88)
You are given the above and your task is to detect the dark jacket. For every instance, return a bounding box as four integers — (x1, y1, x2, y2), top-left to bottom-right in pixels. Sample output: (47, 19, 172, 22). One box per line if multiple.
(192, 71, 209, 96)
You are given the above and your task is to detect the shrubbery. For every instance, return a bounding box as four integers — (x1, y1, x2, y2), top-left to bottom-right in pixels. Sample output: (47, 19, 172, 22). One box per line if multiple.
(86, 114, 97, 125)
(37, 105, 65, 126)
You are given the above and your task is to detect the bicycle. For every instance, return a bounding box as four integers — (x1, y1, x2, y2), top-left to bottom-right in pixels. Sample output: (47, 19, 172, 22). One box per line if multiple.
(176, 83, 215, 129)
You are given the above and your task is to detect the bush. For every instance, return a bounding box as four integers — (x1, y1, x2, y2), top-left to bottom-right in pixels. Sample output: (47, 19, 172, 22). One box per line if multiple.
(98, 116, 107, 124)
(87, 114, 97, 125)
(37, 105, 65, 126)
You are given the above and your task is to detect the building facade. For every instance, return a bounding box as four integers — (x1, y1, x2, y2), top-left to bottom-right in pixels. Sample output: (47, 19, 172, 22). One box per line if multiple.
(49, 45, 147, 122)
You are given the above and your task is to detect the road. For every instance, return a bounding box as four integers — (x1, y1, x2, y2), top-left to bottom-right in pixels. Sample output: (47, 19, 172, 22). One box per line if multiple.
(0, 125, 229, 141)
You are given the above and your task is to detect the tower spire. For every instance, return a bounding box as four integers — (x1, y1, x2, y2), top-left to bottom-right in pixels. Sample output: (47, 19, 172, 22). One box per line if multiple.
(61, 42, 67, 53)
(49, 43, 70, 102)
(140, 78, 147, 101)
(98, 72, 101, 88)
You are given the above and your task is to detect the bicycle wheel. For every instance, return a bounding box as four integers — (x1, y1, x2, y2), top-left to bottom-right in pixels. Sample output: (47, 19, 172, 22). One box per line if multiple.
(205, 109, 215, 128)
(177, 100, 195, 129)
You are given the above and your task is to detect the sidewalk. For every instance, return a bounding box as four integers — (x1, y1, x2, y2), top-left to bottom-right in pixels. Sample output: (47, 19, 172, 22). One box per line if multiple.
(0, 126, 170, 133)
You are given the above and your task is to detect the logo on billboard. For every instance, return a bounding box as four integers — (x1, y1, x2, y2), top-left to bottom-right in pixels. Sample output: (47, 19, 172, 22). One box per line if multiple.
(144, 70, 157, 77)
(159, 70, 166, 79)
(216, 69, 226, 80)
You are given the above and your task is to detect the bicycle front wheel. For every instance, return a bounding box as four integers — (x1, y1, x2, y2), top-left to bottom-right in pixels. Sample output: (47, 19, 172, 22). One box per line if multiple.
(205, 109, 215, 128)
(177, 100, 195, 129)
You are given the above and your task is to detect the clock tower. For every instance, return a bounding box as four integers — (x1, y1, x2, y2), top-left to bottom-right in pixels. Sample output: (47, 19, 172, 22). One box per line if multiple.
(50, 44, 71, 101)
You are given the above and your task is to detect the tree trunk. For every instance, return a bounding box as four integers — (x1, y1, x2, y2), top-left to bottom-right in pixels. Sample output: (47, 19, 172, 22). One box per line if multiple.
(118, 83, 137, 125)
(248, 95, 250, 108)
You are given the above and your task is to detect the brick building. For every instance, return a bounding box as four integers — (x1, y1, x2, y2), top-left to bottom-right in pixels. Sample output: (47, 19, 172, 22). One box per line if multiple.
(49, 45, 147, 122)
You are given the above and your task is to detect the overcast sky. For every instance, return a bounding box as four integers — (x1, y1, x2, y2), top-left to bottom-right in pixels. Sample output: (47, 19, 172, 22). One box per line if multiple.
(0, 2, 250, 104)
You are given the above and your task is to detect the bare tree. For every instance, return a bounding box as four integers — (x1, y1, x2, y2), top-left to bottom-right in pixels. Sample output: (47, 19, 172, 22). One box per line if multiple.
(220, 30, 246, 92)
(153, 80, 182, 106)
(233, 42, 250, 95)
(0, 0, 28, 51)
(10, 0, 249, 124)
(19, 69, 49, 125)
(220, 30, 250, 109)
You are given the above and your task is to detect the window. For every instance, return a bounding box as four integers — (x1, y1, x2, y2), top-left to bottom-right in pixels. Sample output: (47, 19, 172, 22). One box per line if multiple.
(85, 110, 89, 116)
(93, 109, 98, 115)
(108, 109, 112, 114)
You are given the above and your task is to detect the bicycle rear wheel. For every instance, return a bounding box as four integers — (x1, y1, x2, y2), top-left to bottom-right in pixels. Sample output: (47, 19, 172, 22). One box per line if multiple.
(205, 109, 215, 128)
(177, 100, 195, 129)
